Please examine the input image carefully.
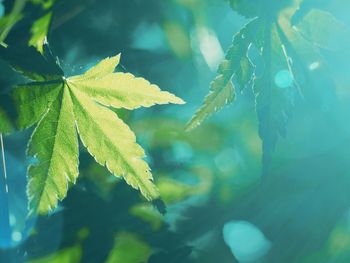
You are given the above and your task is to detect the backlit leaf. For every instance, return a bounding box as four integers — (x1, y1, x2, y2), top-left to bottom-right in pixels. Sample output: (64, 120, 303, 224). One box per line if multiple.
(11, 52, 184, 214)
(189, 0, 346, 170)
(186, 18, 258, 131)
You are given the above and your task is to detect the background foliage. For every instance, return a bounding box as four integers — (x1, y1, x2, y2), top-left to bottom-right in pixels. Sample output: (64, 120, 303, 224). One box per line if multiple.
(1, 0, 350, 262)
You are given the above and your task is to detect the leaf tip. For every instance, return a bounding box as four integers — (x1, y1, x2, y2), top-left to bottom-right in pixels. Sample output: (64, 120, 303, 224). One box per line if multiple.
(152, 199, 167, 215)
(173, 96, 186, 105)
(113, 53, 121, 66)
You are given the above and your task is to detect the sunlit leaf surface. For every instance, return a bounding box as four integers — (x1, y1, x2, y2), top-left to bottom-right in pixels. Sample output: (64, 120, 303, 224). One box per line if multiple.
(8, 49, 184, 214)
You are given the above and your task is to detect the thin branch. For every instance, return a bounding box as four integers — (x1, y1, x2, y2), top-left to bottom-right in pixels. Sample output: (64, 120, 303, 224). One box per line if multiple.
(0, 133, 8, 193)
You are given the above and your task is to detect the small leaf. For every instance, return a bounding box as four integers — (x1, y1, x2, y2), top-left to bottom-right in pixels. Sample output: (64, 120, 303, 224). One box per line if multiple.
(29, 12, 52, 53)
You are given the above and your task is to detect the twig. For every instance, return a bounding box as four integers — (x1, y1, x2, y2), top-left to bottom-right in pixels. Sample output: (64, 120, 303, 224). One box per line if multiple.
(0, 133, 8, 193)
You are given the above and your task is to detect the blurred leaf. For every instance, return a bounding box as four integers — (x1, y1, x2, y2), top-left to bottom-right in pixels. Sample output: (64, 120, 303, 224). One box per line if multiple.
(295, 8, 350, 51)
(148, 245, 193, 263)
(28, 245, 82, 263)
(0, 0, 26, 43)
(31, 0, 55, 10)
(83, 162, 120, 200)
(189, 0, 343, 170)
(163, 20, 192, 59)
(301, 222, 350, 263)
(105, 232, 151, 263)
(157, 177, 194, 204)
(133, 118, 226, 152)
(129, 203, 163, 231)
(29, 12, 52, 53)
(328, 225, 350, 259)
(11, 52, 184, 214)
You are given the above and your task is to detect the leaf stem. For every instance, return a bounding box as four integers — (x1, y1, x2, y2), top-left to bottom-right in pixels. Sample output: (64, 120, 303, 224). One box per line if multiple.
(0, 133, 8, 193)
(0, 133, 11, 247)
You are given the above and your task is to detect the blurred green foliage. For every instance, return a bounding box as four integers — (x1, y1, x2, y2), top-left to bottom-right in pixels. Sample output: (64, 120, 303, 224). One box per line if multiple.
(1, 0, 350, 262)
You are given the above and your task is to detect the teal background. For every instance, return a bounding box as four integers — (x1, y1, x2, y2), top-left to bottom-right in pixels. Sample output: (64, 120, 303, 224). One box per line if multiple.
(1, 0, 350, 262)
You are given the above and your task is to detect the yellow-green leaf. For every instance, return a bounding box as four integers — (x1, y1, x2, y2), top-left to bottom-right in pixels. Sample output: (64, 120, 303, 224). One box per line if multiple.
(105, 232, 151, 263)
(29, 245, 82, 263)
(13, 53, 184, 214)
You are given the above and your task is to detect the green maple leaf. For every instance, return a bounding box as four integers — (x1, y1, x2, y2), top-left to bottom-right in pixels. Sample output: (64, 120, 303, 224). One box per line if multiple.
(186, 18, 258, 131)
(10, 49, 184, 214)
(188, 0, 346, 170)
